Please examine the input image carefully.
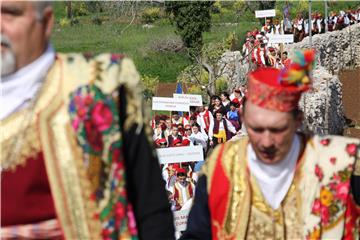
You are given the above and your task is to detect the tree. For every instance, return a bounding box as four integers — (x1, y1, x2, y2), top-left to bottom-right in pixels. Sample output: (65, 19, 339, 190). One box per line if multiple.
(166, 1, 214, 58)
(245, 0, 276, 24)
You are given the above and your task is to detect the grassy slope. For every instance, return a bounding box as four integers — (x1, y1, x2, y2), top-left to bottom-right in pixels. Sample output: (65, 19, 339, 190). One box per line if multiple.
(52, 1, 358, 83)
(51, 20, 257, 82)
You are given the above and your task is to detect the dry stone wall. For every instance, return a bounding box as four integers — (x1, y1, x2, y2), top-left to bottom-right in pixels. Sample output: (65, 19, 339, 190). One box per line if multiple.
(299, 67, 345, 135)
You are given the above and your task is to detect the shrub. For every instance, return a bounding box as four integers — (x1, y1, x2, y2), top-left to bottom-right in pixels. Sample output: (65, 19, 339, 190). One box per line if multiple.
(59, 18, 71, 27)
(141, 75, 160, 101)
(91, 16, 102, 25)
(141, 7, 162, 24)
(215, 76, 228, 94)
(72, 2, 89, 17)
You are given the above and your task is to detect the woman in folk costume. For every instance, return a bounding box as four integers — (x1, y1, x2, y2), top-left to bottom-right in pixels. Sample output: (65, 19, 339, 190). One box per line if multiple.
(181, 49, 360, 240)
(210, 96, 226, 118)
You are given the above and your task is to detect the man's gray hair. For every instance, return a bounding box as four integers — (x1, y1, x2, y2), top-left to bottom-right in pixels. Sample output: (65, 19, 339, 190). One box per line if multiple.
(33, 1, 53, 21)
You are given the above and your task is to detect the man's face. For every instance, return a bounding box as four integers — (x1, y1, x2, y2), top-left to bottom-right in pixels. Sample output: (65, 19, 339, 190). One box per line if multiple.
(192, 126, 199, 134)
(282, 54, 288, 61)
(1, 1, 53, 75)
(177, 175, 186, 185)
(242, 101, 301, 164)
(216, 113, 222, 121)
(173, 114, 179, 121)
(172, 127, 179, 136)
(165, 120, 171, 129)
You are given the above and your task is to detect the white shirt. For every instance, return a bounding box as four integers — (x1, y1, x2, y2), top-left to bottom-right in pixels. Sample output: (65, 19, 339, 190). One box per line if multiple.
(1, 45, 55, 120)
(248, 134, 300, 209)
(196, 110, 214, 133)
(189, 131, 208, 150)
(208, 118, 236, 139)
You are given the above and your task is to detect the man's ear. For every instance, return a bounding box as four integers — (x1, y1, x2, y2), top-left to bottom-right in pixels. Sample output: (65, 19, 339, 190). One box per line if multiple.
(43, 6, 54, 41)
(295, 111, 304, 129)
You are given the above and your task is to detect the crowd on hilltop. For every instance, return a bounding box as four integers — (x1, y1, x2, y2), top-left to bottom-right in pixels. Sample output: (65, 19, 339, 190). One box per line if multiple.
(151, 86, 247, 154)
(242, 8, 360, 69)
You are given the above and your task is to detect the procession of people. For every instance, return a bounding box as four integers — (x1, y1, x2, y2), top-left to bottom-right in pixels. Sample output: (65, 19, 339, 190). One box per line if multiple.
(1, 1, 360, 240)
(242, 7, 360, 69)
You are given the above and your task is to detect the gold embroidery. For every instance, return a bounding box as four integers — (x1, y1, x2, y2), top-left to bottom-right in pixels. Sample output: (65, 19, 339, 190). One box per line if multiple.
(39, 58, 101, 239)
(0, 68, 55, 171)
(0, 120, 41, 171)
(217, 138, 251, 239)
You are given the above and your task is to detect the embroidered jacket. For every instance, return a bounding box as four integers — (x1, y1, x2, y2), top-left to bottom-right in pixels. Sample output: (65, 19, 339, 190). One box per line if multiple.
(1, 53, 174, 239)
(182, 135, 360, 240)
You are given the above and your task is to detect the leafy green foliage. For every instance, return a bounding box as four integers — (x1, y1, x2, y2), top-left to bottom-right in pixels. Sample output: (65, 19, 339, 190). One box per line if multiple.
(166, 1, 214, 56)
(141, 7, 163, 24)
(215, 77, 228, 94)
(141, 75, 159, 101)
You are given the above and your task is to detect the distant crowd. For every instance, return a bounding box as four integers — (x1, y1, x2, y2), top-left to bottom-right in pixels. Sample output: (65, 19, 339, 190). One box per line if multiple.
(151, 86, 247, 154)
(242, 8, 360, 68)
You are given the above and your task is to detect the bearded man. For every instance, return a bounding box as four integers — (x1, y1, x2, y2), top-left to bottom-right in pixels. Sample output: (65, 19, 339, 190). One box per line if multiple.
(1, 1, 174, 239)
(181, 50, 360, 239)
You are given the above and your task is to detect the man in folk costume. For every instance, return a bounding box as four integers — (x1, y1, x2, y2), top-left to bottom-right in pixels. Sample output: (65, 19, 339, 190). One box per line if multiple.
(281, 51, 292, 69)
(256, 42, 267, 68)
(182, 49, 360, 239)
(172, 168, 195, 211)
(208, 111, 237, 148)
(197, 105, 214, 135)
(0, 1, 174, 239)
(167, 125, 183, 147)
(171, 111, 189, 126)
(267, 47, 277, 67)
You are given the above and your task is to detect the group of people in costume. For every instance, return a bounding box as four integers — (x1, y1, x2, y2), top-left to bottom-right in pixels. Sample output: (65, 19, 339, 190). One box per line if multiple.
(152, 87, 246, 153)
(242, 7, 360, 68)
(1, 1, 360, 240)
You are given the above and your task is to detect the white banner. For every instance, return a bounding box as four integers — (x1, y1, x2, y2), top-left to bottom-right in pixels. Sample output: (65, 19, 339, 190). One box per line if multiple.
(255, 9, 276, 18)
(268, 34, 294, 44)
(173, 94, 203, 106)
(173, 209, 190, 232)
(157, 145, 204, 164)
(152, 97, 190, 112)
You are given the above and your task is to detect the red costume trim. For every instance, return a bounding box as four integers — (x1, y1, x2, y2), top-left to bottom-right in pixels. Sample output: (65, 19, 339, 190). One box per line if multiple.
(208, 145, 229, 240)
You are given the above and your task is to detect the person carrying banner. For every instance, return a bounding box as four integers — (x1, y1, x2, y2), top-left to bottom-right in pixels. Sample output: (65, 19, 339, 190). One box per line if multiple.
(172, 168, 195, 211)
(181, 49, 360, 239)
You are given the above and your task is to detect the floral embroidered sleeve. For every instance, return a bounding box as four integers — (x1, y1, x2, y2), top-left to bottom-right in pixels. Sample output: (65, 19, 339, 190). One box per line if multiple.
(68, 53, 174, 240)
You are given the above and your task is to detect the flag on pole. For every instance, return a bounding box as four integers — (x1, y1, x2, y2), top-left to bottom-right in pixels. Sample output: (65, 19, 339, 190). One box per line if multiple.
(175, 82, 183, 116)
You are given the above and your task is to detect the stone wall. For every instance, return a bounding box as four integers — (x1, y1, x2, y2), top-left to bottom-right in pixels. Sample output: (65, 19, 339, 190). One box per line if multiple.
(286, 24, 360, 134)
(218, 24, 360, 135)
(299, 66, 345, 135)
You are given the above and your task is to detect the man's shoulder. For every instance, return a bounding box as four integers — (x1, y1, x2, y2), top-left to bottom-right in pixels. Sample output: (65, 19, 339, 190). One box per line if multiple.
(201, 138, 248, 176)
(309, 134, 359, 151)
(306, 134, 359, 172)
(56, 52, 140, 94)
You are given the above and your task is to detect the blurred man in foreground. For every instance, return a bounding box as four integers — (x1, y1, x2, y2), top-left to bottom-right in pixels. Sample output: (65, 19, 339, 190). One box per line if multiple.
(1, 1, 174, 239)
(182, 50, 360, 239)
